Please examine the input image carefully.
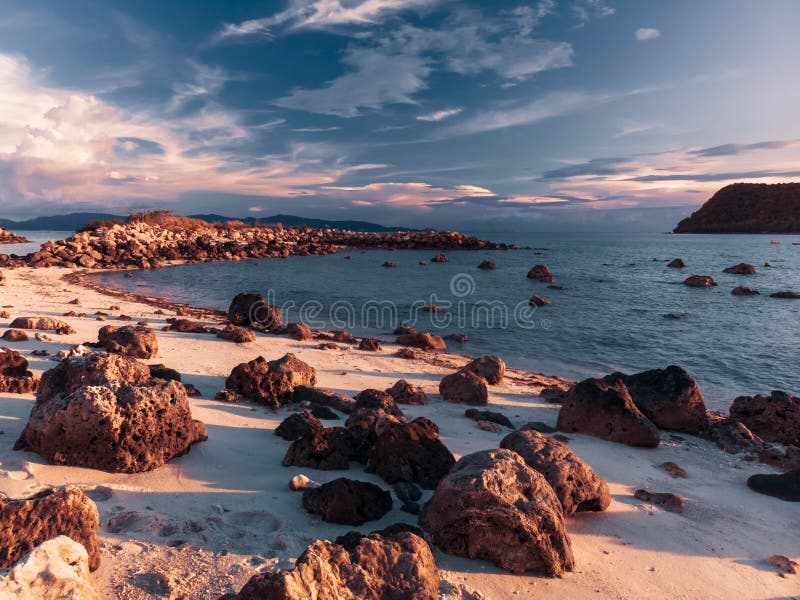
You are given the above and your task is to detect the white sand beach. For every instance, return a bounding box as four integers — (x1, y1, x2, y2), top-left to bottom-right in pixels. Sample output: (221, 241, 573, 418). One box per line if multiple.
(1, 266, 798, 599)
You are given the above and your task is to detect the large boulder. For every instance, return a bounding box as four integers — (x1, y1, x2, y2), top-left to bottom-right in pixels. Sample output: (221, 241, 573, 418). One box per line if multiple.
(500, 429, 611, 515)
(603, 366, 708, 433)
(0, 536, 103, 600)
(293, 385, 356, 413)
(227, 293, 281, 330)
(36, 352, 150, 400)
(302, 478, 392, 525)
(284, 322, 314, 341)
(683, 275, 717, 287)
(0, 347, 38, 394)
(8, 317, 75, 335)
(460, 355, 505, 384)
(223, 354, 317, 407)
(439, 370, 488, 406)
(730, 391, 800, 446)
(420, 448, 573, 576)
(367, 417, 455, 489)
(527, 265, 555, 283)
(97, 324, 158, 359)
(216, 324, 256, 343)
(354, 389, 404, 417)
(0, 487, 100, 571)
(395, 332, 446, 351)
(219, 530, 439, 600)
(275, 412, 324, 441)
(556, 378, 660, 447)
(385, 379, 429, 405)
(723, 263, 756, 275)
(746, 469, 800, 502)
(282, 427, 355, 470)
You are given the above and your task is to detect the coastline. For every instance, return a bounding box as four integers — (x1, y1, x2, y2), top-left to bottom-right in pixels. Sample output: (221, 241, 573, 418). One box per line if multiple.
(1, 265, 798, 599)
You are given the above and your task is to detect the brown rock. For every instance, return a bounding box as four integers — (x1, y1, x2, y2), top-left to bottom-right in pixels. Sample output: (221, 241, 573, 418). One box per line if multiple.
(747, 469, 800, 501)
(633, 489, 685, 513)
(223, 353, 317, 407)
(723, 262, 756, 275)
(683, 275, 717, 287)
(460, 355, 505, 384)
(430, 254, 448, 263)
(660, 462, 688, 478)
(9, 317, 75, 334)
(285, 322, 313, 340)
(420, 448, 574, 576)
(667, 258, 685, 268)
(0, 486, 100, 571)
(302, 478, 392, 525)
(358, 337, 382, 351)
(294, 385, 356, 413)
(97, 324, 158, 359)
(0, 347, 28, 377)
(395, 332, 446, 351)
(464, 408, 513, 428)
(354, 389, 404, 417)
(227, 293, 280, 330)
(367, 417, 455, 489)
(527, 265, 555, 283)
(382, 261, 397, 268)
(395, 347, 418, 359)
(771, 291, 800, 299)
(216, 324, 256, 343)
(165, 318, 216, 333)
(731, 285, 759, 296)
(540, 384, 569, 403)
(36, 352, 150, 400)
(439, 370, 488, 406)
(2, 330, 28, 342)
(386, 379, 429, 405)
(219, 530, 438, 600)
(275, 411, 324, 441)
(556, 378, 660, 447)
(767, 554, 798, 574)
(501, 428, 611, 515)
(730, 391, 800, 445)
(529, 295, 550, 307)
(478, 260, 497, 270)
(282, 426, 355, 470)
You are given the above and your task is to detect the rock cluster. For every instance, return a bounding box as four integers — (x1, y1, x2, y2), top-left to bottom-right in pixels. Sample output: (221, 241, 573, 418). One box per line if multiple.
(0, 228, 28, 244)
(14, 352, 207, 472)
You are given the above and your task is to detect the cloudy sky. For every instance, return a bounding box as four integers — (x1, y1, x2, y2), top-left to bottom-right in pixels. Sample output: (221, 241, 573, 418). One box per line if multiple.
(0, 0, 798, 230)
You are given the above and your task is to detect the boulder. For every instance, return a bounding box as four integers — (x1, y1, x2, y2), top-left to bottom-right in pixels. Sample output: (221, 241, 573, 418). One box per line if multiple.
(746, 469, 800, 501)
(0, 347, 29, 377)
(2, 330, 28, 342)
(430, 254, 448, 263)
(527, 265, 555, 283)
(302, 478, 392, 525)
(368, 417, 456, 489)
(0, 536, 103, 600)
(667, 259, 685, 268)
(219, 530, 438, 600)
(478, 260, 497, 270)
(8, 317, 75, 335)
(393, 325, 416, 335)
(311, 405, 339, 420)
(165, 318, 216, 333)
(289, 474, 320, 491)
(460, 355, 505, 384)
(0, 486, 100, 571)
(97, 325, 158, 359)
(148, 363, 181, 382)
(227, 293, 280, 330)
(37, 352, 150, 400)
(603, 366, 708, 433)
(771, 291, 800, 299)
(556, 378, 660, 447)
(529, 295, 550, 307)
(354, 389, 404, 418)
(275, 412, 325, 441)
(683, 275, 717, 287)
(293, 385, 356, 413)
(439, 371, 488, 406)
(285, 322, 313, 341)
(15, 378, 207, 473)
(358, 338, 382, 351)
(730, 391, 800, 445)
(500, 429, 611, 515)
(731, 285, 759, 296)
(385, 379, 429, 405)
(633, 489, 685, 513)
(420, 448, 574, 576)
(723, 262, 756, 275)
(223, 354, 317, 407)
(282, 427, 355, 470)
(382, 261, 397, 268)
(464, 408, 513, 428)
(395, 332, 446, 351)
(216, 324, 256, 343)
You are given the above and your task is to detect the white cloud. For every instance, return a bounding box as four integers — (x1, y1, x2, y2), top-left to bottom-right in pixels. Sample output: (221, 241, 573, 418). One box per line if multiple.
(416, 107, 462, 122)
(635, 27, 661, 41)
(322, 181, 494, 211)
(572, 0, 615, 25)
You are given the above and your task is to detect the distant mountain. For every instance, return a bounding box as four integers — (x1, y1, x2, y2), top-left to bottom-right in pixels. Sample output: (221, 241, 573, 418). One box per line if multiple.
(674, 183, 800, 233)
(0, 212, 415, 233)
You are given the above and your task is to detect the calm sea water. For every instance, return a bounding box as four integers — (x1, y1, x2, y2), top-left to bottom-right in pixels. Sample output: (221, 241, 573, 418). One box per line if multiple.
(84, 232, 800, 412)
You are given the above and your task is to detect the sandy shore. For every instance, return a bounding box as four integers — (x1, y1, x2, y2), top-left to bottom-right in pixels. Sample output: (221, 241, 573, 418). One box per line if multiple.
(1, 266, 798, 599)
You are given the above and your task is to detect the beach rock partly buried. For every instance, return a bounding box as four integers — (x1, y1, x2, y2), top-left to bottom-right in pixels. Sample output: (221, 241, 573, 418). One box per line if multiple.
(368, 417, 455, 489)
(302, 478, 392, 525)
(500, 428, 611, 515)
(633, 489, 685, 513)
(684, 275, 717, 287)
(723, 262, 756, 275)
(0, 347, 29, 377)
(216, 325, 255, 343)
(746, 469, 800, 501)
(386, 379, 429, 405)
(219, 529, 438, 600)
(730, 391, 800, 446)
(420, 448, 574, 576)
(395, 332, 446, 351)
(527, 265, 555, 283)
(556, 378, 660, 447)
(439, 370, 488, 406)
(15, 378, 207, 473)
(358, 337, 382, 352)
(465, 408, 513, 428)
(0, 536, 103, 600)
(603, 366, 708, 433)
(223, 353, 317, 407)
(275, 411, 324, 441)
(97, 324, 158, 359)
(227, 293, 281, 330)
(294, 385, 356, 413)
(9, 317, 75, 335)
(2, 330, 28, 342)
(0, 486, 100, 571)
(460, 355, 505, 384)
(284, 322, 313, 341)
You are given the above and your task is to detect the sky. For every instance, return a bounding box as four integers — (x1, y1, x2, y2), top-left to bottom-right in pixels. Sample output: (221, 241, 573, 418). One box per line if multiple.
(0, 0, 799, 231)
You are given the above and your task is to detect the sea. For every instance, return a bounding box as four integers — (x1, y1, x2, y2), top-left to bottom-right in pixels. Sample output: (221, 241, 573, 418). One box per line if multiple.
(8, 231, 800, 413)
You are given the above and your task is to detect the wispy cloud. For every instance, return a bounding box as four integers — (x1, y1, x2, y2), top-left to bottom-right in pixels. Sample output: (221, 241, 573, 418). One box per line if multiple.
(572, 0, 615, 26)
(635, 27, 661, 41)
(690, 139, 800, 157)
(321, 181, 495, 211)
(292, 126, 341, 132)
(416, 107, 462, 122)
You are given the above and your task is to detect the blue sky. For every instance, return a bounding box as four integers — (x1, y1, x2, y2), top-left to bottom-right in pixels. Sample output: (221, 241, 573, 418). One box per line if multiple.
(0, 0, 798, 230)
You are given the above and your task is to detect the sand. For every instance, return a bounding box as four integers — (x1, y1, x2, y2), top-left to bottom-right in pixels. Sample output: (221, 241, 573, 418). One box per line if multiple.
(0, 266, 798, 599)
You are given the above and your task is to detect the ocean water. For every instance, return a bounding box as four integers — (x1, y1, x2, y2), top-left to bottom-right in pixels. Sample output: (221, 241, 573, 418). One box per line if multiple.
(85, 232, 800, 412)
(0, 231, 72, 256)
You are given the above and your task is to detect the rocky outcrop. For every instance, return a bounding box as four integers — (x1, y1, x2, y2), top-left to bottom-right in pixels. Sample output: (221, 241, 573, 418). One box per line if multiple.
(556, 378, 660, 447)
(227, 293, 280, 330)
(395, 332, 446, 351)
(674, 183, 800, 233)
(683, 275, 717, 287)
(723, 263, 756, 275)
(730, 391, 800, 445)
(36, 352, 150, 399)
(0, 536, 104, 600)
(302, 478, 392, 525)
(603, 366, 708, 433)
(500, 428, 611, 515)
(0, 487, 100, 571)
(219, 529, 439, 600)
(385, 379, 429, 405)
(0, 228, 29, 244)
(439, 370, 488, 406)
(367, 417, 455, 489)
(222, 354, 317, 407)
(420, 448, 574, 576)
(527, 265, 555, 283)
(9, 317, 75, 335)
(97, 324, 158, 358)
(460, 355, 505, 384)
